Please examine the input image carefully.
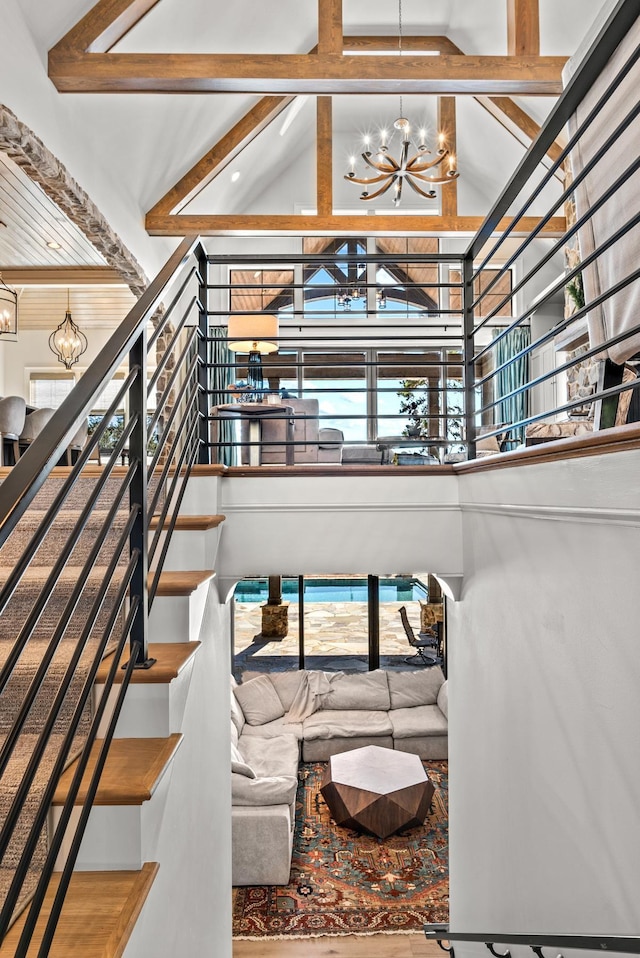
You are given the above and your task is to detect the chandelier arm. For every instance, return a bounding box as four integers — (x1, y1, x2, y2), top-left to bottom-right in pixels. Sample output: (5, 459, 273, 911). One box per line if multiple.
(399, 139, 410, 170)
(405, 176, 438, 199)
(360, 177, 399, 201)
(407, 153, 448, 172)
(411, 171, 460, 185)
(344, 173, 393, 185)
(362, 153, 399, 173)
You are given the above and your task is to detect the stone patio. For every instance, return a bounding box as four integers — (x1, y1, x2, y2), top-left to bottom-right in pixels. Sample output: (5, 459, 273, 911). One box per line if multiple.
(233, 598, 437, 676)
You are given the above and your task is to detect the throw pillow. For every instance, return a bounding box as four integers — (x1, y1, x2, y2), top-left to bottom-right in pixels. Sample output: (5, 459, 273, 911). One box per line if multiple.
(231, 742, 256, 779)
(388, 668, 444, 709)
(232, 773, 298, 806)
(322, 670, 391, 710)
(437, 680, 449, 719)
(234, 674, 285, 726)
(268, 670, 305, 711)
(230, 684, 246, 735)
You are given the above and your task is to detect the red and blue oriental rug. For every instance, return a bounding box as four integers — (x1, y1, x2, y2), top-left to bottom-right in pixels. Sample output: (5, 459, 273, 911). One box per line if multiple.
(233, 760, 448, 939)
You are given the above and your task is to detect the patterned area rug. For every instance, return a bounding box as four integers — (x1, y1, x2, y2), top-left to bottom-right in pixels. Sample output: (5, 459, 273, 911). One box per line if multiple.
(233, 760, 448, 939)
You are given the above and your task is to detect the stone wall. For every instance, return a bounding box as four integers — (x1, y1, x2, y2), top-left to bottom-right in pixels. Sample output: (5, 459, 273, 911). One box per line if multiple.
(566, 343, 600, 420)
(0, 104, 148, 298)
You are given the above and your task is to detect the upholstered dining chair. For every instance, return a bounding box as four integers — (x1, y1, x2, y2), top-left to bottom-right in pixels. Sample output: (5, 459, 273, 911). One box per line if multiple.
(19, 407, 55, 458)
(0, 395, 27, 465)
(398, 605, 440, 666)
(66, 418, 89, 465)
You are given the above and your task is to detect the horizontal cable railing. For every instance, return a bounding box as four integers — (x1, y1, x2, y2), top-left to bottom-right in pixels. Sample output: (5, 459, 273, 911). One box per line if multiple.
(463, 0, 640, 455)
(206, 341, 468, 465)
(0, 235, 208, 953)
(205, 247, 473, 465)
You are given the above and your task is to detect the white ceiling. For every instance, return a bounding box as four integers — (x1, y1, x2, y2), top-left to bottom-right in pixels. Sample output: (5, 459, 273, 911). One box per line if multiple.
(0, 151, 105, 268)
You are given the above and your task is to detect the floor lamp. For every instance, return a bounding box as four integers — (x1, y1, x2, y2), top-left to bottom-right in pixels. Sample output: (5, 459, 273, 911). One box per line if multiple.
(227, 315, 279, 401)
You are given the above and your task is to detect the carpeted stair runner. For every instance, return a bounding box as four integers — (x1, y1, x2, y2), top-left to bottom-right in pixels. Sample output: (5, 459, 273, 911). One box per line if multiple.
(0, 472, 134, 922)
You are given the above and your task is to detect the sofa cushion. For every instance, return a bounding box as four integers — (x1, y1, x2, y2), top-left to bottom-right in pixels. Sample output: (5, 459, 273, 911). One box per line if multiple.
(303, 709, 393, 741)
(231, 742, 256, 778)
(437, 680, 448, 719)
(231, 692, 245, 736)
(318, 427, 343, 449)
(240, 716, 304, 740)
(240, 734, 300, 779)
(234, 674, 285, 726)
(268, 671, 306, 711)
(389, 704, 448, 739)
(320, 670, 391, 711)
(230, 720, 239, 748)
(232, 773, 298, 807)
(387, 668, 444, 709)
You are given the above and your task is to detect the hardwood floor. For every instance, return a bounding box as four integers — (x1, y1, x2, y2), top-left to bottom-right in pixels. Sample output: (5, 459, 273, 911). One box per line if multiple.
(234, 933, 443, 957)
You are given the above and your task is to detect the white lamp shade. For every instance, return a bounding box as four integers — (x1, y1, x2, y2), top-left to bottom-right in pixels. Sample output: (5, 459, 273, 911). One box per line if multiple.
(227, 314, 279, 354)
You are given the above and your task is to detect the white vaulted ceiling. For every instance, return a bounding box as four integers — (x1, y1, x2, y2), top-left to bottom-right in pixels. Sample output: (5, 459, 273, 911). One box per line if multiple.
(2, 0, 609, 275)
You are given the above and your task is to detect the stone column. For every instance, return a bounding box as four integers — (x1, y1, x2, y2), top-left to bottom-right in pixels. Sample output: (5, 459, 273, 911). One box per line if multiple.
(259, 575, 289, 639)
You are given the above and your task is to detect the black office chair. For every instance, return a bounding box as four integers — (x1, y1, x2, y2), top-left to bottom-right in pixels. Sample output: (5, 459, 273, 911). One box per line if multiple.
(398, 605, 440, 666)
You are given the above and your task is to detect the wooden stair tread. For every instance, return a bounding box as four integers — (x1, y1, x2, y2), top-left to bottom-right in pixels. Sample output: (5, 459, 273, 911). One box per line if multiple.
(150, 570, 215, 596)
(52, 735, 182, 806)
(0, 863, 158, 958)
(149, 513, 225, 530)
(96, 642, 201, 685)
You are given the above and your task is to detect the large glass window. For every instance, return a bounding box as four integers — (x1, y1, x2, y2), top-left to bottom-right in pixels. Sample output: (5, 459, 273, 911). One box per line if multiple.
(302, 352, 367, 441)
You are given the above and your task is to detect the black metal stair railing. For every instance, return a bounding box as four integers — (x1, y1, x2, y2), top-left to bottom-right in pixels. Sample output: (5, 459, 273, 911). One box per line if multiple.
(0, 234, 209, 955)
(424, 925, 640, 958)
(462, 0, 640, 455)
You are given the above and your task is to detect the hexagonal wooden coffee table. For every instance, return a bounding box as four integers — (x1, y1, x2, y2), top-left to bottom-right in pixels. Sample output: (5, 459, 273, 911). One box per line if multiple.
(320, 744, 434, 840)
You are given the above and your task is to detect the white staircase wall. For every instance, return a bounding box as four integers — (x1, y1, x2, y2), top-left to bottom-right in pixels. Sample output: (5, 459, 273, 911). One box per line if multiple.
(449, 448, 640, 951)
(123, 581, 232, 958)
(152, 526, 222, 572)
(93, 653, 197, 739)
(216, 472, 462, 579)
(148, 577, 211, 644)
(51, 751, 177, 871)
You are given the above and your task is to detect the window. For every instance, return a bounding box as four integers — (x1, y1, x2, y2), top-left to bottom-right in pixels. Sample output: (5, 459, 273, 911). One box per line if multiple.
(29, 372, 76, 408)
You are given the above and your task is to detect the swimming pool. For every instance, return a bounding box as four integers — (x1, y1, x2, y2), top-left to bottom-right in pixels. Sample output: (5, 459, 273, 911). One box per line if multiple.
(234, 576, 429, 604)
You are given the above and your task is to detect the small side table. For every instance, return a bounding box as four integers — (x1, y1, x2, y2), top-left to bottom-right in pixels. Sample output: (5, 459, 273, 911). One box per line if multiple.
(216, 403, 294, 466)
(321, 745, 434, 839)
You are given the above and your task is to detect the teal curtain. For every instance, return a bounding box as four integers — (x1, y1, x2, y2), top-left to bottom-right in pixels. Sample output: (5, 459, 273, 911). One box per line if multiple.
(210, 327, 236, 466)
(493, 327, 530, 445)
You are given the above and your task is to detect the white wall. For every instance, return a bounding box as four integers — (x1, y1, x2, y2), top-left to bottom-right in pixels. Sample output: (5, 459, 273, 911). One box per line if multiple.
(450, 449, 640, 942)
(176, 447, 640, 952)
(124, 582, 232, 958)
(214, 473, 462, 593)
(3, 327, 116, 401)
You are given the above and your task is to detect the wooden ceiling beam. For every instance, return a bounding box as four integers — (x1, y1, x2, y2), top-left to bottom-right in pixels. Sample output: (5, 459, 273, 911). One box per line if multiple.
(343, 36, 460, 54)
(507, 0, 540, 57)
(318, 0, 343, 55)
(316, 97, 333, 217)
(147, 94, 295, 217)
(48, 52, 566, 95)
(476, 95, 565, 179)
(51, 0, 161, 55)
(144, 213, 567, 237)
(1, 267, 126, 286)
(437, 97, 458, 218)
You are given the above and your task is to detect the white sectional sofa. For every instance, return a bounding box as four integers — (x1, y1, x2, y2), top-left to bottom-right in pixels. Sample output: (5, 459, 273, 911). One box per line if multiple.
(230, 667, 448, 885)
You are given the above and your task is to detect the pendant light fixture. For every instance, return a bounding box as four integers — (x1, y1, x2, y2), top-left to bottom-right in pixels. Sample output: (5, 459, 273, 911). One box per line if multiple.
(0, 273, 18, 337)
(344, 0, 459, 207)
(49, 289, 88, 369)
